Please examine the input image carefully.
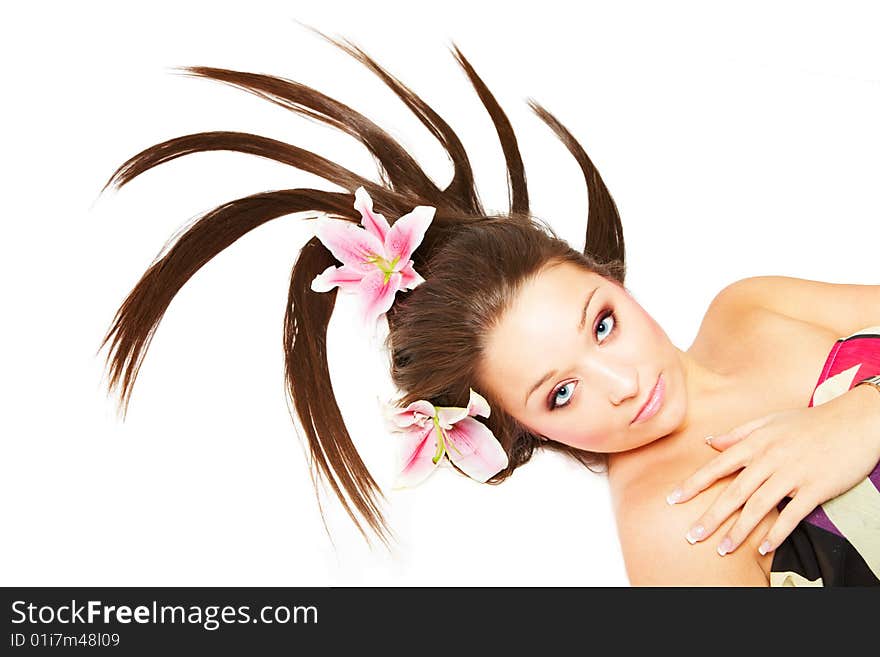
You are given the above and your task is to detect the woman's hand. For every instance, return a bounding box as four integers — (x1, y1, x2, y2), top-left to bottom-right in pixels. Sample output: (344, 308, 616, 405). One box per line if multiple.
(665, 386, 880, 557)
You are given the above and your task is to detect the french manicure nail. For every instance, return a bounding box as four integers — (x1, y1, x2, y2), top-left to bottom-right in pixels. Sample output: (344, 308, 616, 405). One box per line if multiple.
(666, 488, 682, 505)
(686, 525, 705, 544)
(717, 536, 733, 556)
(704, 435, 714, 446)
(758, 540, 771, 556)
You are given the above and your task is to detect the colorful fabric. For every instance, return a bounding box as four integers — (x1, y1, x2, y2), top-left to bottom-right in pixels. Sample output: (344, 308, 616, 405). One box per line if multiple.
(769, 326, 880, 586)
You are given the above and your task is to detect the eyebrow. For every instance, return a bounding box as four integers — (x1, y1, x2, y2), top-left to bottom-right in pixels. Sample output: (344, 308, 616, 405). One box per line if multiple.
(523, 286, 599, 407)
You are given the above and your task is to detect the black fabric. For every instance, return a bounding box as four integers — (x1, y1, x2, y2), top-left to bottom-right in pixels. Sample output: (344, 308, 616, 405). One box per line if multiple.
(771, 521, 879, 586)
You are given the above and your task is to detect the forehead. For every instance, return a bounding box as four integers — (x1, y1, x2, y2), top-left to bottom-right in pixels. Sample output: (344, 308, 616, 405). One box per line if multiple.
(482, 262, 602, 376)
(503, 261, 599, 331)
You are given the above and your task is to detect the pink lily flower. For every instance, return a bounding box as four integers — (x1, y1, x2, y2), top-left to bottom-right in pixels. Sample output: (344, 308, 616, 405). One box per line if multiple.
(389, 389, 509, 489)
(310, 186, 435, 326)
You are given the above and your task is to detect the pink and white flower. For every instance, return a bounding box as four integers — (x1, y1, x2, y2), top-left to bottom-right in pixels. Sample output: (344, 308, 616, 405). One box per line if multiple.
(310, 186, 435, 326)
(389, 389, 509, 488)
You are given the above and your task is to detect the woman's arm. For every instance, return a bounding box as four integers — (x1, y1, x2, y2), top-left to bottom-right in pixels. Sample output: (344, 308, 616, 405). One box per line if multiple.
(615, 472, 773, 586)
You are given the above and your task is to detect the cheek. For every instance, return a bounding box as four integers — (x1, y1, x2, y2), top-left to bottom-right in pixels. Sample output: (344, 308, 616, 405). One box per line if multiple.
(568, 433, 609, 452)
(536, 415, 609, 452)
(627, 299, 666, 342)
(650, 313, 667, 338)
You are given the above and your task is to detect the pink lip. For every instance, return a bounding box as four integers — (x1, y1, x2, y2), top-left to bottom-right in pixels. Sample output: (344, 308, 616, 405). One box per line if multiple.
(631, 374, 665, 425)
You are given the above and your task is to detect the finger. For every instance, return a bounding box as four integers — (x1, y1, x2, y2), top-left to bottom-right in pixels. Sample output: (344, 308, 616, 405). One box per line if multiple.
(756, 492, 818, 556)
(715, 475, 790, 556)
(684, 466, 770, 545)
(667, 443, 750, 505)
(707, 413, 778, 452)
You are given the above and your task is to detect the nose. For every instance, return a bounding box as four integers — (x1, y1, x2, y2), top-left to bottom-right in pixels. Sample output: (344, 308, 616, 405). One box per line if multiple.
(585, 357, 639, 405)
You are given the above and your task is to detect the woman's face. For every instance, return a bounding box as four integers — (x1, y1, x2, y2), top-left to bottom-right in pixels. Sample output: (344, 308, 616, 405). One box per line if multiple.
(480, 260, 688, 453)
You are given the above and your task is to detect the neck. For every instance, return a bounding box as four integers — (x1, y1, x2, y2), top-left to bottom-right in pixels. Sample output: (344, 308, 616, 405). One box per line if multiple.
(674, 346, 734, 433)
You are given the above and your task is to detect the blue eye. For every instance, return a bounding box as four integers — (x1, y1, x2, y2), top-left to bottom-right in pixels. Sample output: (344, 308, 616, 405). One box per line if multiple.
(547, 309, 618, 411)
(551, 381, 576, 409)
(596, 310, 615, 342)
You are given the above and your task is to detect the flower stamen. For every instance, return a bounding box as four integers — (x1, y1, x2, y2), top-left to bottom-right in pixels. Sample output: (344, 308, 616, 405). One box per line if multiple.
(431, 415, 447, 464)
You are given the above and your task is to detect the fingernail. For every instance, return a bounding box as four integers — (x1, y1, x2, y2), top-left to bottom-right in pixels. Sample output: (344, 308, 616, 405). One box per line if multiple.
(704, 435, 714, 446)
(717, 536, 733, 556)
(685, 525, 705, 544)
(666, 488, 682, 505)
(758, 540, 771, 556)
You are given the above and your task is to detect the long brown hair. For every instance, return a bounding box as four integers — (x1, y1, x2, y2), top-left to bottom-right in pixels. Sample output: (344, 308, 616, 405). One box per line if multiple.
(98, 29, 626, 548)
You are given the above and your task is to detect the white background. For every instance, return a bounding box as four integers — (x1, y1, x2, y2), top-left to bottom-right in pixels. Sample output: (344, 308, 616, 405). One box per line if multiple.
(2, 1, 878, 586)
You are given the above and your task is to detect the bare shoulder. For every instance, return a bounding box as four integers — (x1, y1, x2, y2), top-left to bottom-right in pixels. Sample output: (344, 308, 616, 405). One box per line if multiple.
(704, 275, 880, 337)
(614, 467, 773, 586)
(687, 278, 776, 364)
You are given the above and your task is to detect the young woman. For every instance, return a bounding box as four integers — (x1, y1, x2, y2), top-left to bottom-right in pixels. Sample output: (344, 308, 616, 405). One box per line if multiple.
(487, 259, 880, 585)
(99, 30, 880, 586)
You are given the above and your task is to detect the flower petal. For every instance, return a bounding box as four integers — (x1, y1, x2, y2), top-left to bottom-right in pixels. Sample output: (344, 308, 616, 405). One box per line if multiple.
(443, 417, 509, 483)
(394, 423, 441, 489)
(466, 388, 491, 418)
(436, 405, 468, 429)
(354, 186, 391, 244)
(357, 269, 402, 326)
(310, 264, 365, 293)
(392, 400, 436, 428)
(314, 217, 385, 272)
(384, 205, 435, 263)
(398, 260, 425, 290)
